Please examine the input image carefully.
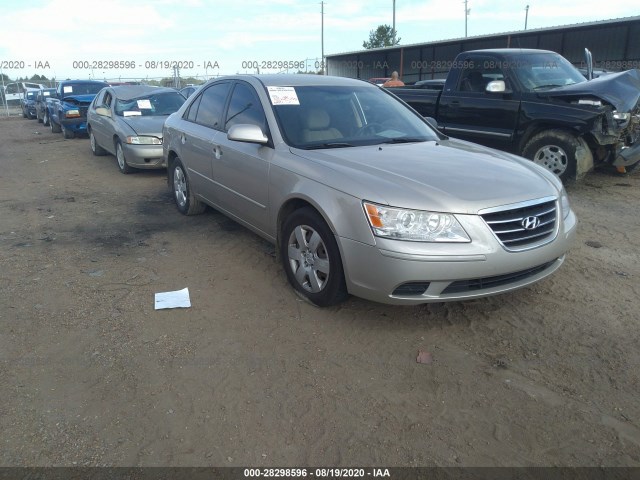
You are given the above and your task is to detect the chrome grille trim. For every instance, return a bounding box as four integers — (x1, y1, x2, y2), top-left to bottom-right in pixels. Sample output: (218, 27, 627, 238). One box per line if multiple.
(479, 196, 559, 251)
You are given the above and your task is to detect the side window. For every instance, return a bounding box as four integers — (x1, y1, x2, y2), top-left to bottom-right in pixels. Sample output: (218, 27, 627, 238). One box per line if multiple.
(185, 94, 202, 122)
(103, 91, 113, 108)
(93, 91, 105, 108)
(457, 59, 505, 93)
(194, 82, 231, 130)
(224, 82, 267, 132)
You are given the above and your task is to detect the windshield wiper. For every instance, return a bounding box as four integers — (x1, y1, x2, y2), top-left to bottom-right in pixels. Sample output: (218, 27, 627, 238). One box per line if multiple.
(533, 84, 564, 90)
(376, 137, 427, 144)
(303, 142, 356, 150)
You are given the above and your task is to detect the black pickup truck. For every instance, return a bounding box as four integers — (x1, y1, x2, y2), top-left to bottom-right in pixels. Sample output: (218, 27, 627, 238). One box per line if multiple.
(389, 49, 640, 181)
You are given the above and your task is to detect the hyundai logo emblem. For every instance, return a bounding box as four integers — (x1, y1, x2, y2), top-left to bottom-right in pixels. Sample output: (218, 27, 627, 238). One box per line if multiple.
(522, 216, 541, 230)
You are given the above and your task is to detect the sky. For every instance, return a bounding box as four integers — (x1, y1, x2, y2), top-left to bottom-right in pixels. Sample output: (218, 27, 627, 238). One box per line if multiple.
(0, 0, 636, 82)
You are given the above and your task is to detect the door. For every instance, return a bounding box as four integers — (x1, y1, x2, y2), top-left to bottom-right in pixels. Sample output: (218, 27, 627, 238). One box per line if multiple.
(438, 57, 521, 151)
(212, 81, 271, 233)
(91, 89, 114, 150)
(180, 82, 231, 201)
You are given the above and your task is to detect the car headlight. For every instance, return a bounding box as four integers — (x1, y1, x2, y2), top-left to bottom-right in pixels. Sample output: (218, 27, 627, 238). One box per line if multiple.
(612, 110, 631, 127)
(560, 188, 571, 220)
(125, 136, 162, 145)
(363, 202, 470, 242)
(65, 109, 80, 118)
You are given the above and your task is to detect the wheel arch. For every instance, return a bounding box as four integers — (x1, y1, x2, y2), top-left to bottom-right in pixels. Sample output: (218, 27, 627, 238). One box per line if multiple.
(517, 122, 585, 154)
(276, 197, 332, 262)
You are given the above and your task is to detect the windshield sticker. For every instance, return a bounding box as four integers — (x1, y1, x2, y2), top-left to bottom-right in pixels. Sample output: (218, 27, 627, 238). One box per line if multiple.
(267, 86, 300, 105)
(63, 86, 73, 93)
(123, 111, 142, 117)
(137, 99, 152, 109)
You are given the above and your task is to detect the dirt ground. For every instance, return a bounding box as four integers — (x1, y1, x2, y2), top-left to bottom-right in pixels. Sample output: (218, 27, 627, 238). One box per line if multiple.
(1, 115, 639, 468)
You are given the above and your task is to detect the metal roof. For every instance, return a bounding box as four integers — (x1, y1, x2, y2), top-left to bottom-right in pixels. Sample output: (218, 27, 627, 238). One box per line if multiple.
(326, 15, 640, 58)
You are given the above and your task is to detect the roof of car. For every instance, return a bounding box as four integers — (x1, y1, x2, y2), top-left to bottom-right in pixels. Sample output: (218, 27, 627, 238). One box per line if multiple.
(109, 85, 178, 101)
(205, 74, 373, 88)
(463, 48, 556, 56)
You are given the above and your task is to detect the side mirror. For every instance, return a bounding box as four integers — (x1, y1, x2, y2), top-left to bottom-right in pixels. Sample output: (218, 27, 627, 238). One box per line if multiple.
(95, 107, 111, 117)
(227, 124, 268, 144)
(425, 116, 439, 129)
(486, 80, 512, 94)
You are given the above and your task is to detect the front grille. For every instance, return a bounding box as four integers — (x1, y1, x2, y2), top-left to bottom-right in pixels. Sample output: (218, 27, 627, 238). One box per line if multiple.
(79, 105, 89, 118)
(480, 198, 557, 250)
(441, 259, 558, 295)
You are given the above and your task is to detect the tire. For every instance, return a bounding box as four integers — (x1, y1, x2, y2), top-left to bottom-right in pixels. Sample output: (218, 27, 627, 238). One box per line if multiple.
(43, 111, 50, 126)
(115, 140, 134, 174)
(170, 158, 205, 215)
(62, 124, 74, 139)
(89, 129, 107, 156)
(50, 118, 61, 133)
(280, 207, 348, 307)
(522, 130, 581, 182)
(623, 160, 640, 175)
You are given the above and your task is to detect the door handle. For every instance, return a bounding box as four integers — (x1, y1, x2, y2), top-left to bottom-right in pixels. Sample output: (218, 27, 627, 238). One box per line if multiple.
(212, 144, 223, 159)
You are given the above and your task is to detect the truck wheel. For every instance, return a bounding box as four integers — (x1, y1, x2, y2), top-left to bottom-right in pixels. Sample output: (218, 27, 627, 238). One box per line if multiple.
(280, 207, 348, 307)
(115, 140, 134, 174)
(62, 125, 74, 139)
(522, 130, 581, 182)
(50, 118, 61, 133)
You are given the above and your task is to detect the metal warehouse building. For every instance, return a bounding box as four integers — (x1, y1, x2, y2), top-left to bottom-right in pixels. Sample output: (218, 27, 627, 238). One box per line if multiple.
(325, 16, 640, 83)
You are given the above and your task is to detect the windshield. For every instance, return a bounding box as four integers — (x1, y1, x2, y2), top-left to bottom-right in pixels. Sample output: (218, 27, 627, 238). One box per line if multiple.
(115, 91, 185, 117)
(270, 85, 439, 149)
(62, 83, 105, 96)
(514, 53, 587, 91)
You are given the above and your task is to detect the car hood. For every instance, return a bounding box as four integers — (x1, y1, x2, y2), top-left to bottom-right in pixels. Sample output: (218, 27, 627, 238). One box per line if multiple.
(120, 116, 166, 137)
(289, 139, 559, 214)
(543, 69, 640, 112)
(62, 94, 97, 105)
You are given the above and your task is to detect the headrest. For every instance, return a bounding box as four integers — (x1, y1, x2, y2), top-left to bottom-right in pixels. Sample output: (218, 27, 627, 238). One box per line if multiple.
(304, 109, 330, 130)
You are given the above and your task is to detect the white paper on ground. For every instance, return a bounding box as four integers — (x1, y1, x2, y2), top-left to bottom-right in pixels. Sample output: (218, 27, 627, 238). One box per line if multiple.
(155, 287, 191, 310)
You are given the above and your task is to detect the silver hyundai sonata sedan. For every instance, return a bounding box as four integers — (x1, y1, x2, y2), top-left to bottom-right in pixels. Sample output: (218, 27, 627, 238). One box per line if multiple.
(163, 74, 577, 306)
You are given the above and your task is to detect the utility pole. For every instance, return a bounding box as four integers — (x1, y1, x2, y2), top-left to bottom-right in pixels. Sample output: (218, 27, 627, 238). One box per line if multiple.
(320, 1, 325, 74)
(392, 0, 396, 45)
(524, 5, 529, 30)
(464, 0, 470, 37)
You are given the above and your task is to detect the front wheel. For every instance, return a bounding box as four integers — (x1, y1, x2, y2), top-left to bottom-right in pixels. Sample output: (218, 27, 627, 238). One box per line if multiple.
(50, 118, 61, 133)
(115, 140, 134, 174)
(62, 124, 74, 139)
(522, 130, 585, 182)
(280, 208, 348, 307)
(170, 158, 205, 215)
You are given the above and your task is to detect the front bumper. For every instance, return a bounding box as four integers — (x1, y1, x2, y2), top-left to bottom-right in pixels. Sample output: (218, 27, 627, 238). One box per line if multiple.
(122, 143, 165, 169)
(60, 117, 88, 134)
(338, 209, 577, 305)
(613, 140, 640, 167)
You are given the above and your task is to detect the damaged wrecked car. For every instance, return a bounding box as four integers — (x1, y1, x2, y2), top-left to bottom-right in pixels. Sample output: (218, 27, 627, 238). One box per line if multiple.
(390, 49, 640, 181)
